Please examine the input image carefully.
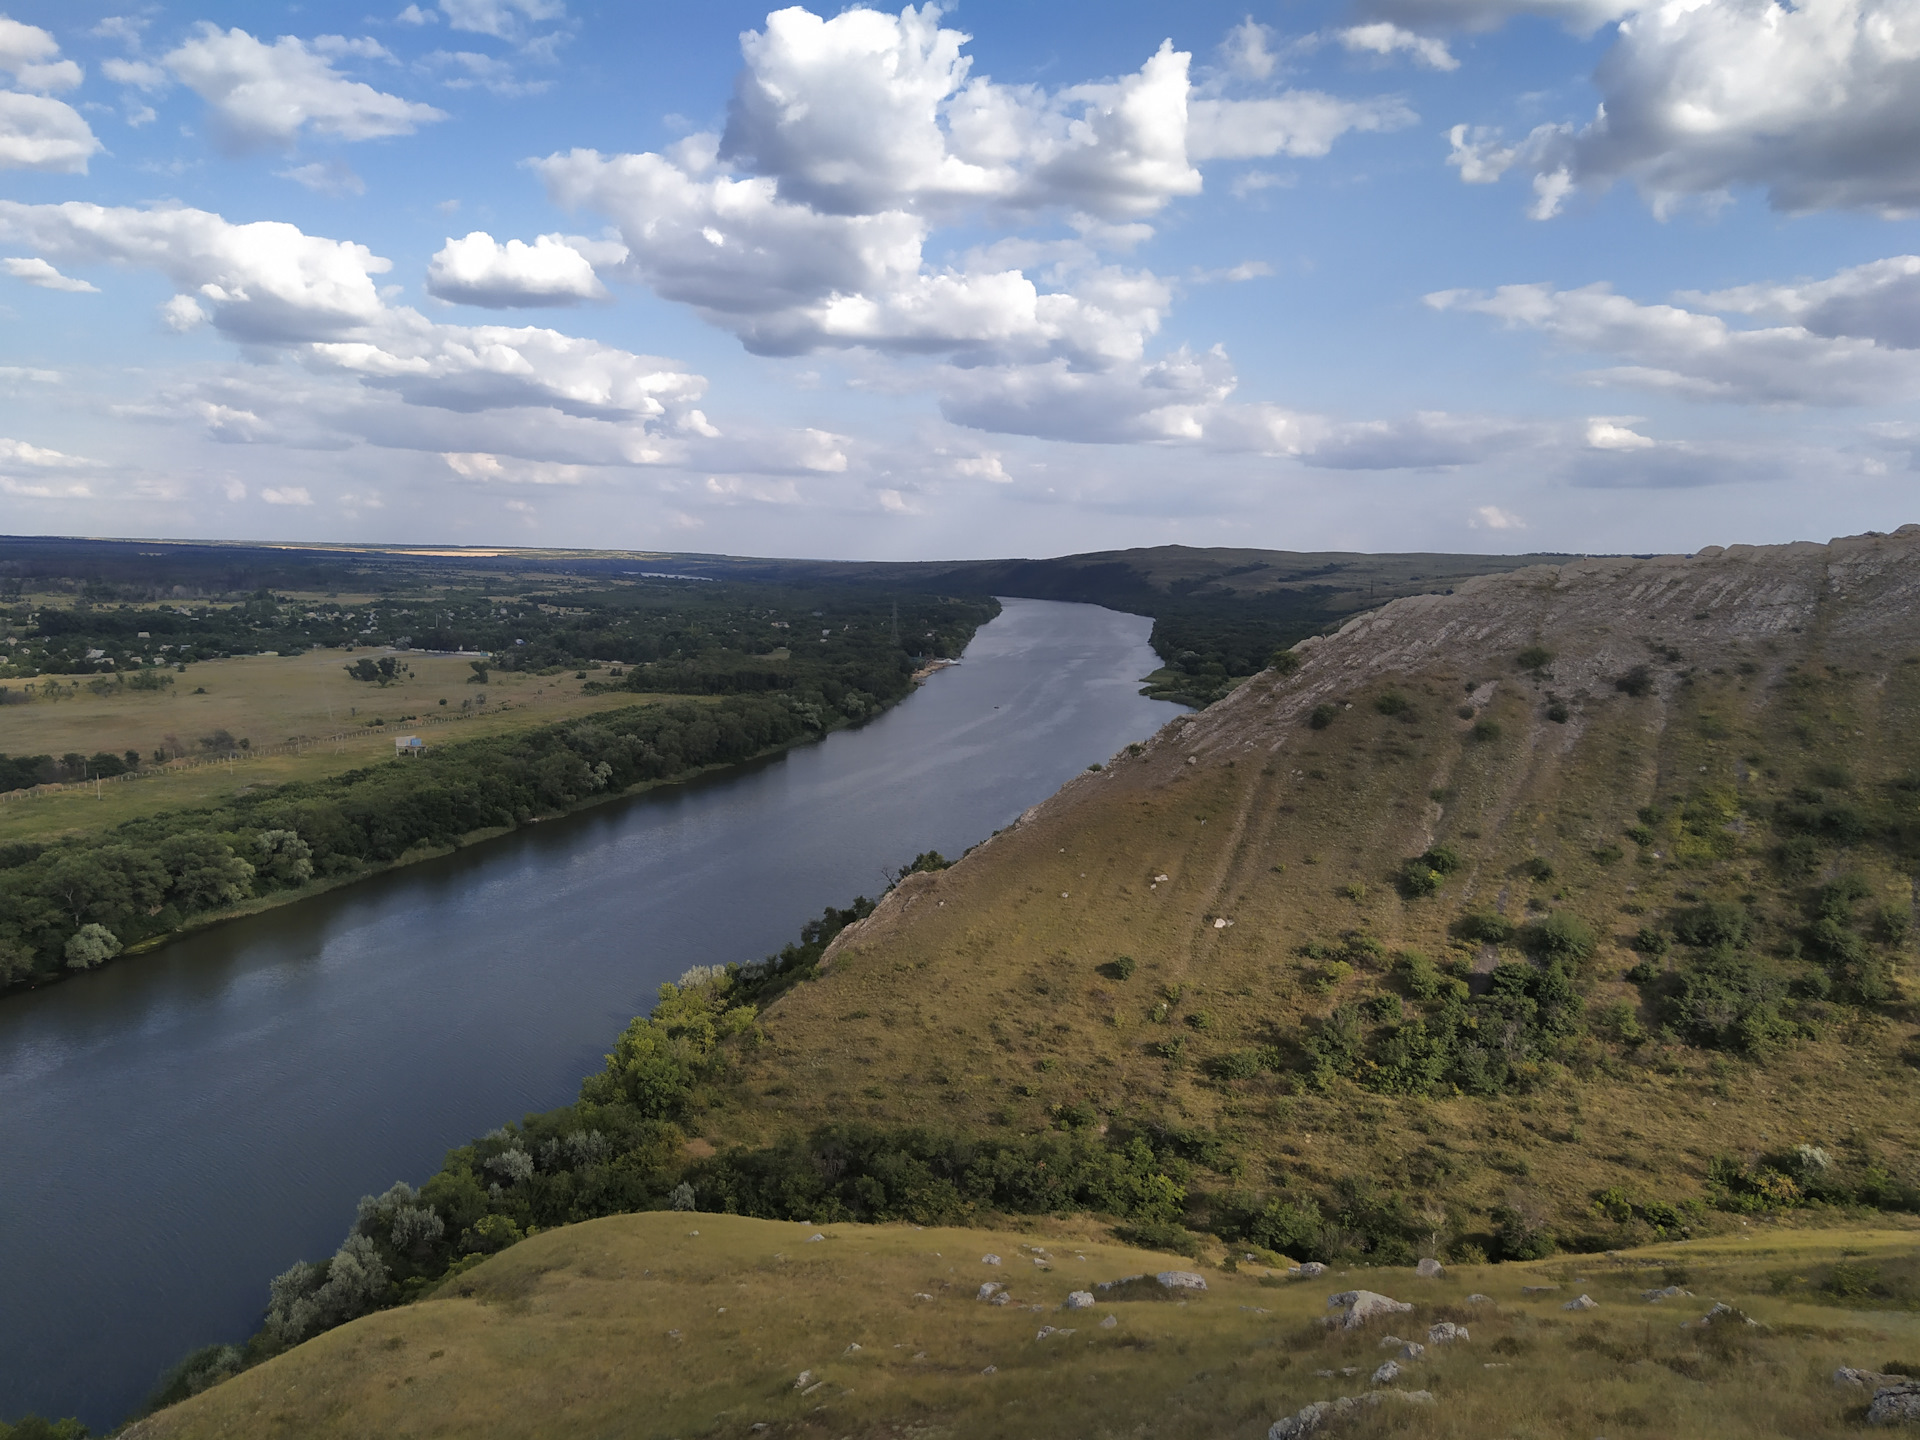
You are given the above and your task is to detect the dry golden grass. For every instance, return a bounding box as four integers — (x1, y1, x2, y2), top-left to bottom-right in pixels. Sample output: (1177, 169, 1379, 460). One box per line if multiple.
(703, 539, 1920, 1239)
(129, 1212, 1920, 1440)
(0, 650, 690, 842)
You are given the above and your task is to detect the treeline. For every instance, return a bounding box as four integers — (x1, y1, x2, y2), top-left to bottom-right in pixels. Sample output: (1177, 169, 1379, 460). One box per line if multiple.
(0, 694, 839, 988)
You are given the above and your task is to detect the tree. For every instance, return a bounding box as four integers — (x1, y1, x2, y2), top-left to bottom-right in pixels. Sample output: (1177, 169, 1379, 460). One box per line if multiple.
(159, 835, 255, 910)
(64, 923, 122, 970)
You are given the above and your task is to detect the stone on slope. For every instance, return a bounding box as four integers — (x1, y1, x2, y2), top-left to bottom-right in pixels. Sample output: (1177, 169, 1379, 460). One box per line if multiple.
(1564, 1294, 1599, 1311)
(1065, 1291, 1095, 1310)
(1267, 1389, 1435, 1440)
(1157, 1270, 1208, 1291)
(1868, 1381, 1920, 1426)
(1427, 1322, 1468, 1344)
(1415, 1258, 1444, 1278)
(1328, 1290, 1413, 1328)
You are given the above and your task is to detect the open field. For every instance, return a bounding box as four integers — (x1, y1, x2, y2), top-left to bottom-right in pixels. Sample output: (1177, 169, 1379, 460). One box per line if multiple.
(129, 1210, 1920, 1440)
(0, 650, 689, 842)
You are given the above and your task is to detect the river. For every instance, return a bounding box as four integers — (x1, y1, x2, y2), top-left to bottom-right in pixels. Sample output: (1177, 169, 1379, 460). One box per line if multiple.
(0, 598, 1185, 1430)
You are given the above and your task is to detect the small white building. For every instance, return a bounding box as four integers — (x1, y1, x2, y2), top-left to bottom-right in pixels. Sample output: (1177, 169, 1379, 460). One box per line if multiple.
(395, 735, 425, 757)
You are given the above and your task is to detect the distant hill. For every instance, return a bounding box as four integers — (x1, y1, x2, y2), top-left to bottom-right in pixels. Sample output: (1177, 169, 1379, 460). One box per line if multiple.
(0, 535, 1566, 709)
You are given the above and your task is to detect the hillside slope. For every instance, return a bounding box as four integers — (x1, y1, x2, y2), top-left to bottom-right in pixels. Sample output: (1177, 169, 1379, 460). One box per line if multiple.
(699, 529, 1920, 1250)
(129, 1211, 1920, 1440)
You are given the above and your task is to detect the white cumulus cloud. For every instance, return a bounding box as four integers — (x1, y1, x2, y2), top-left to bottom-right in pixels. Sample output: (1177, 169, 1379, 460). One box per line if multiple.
(1449, 0, 1920, 218)
(1427, 273, 1920, 405)
(1336, 23, 1459, 70)
(0, 20, 98, 173)
(425, 232, 612, 307)
(163, 25, 447, 151)
(438, 0, 567, 40)
(2, 256, 98, 292)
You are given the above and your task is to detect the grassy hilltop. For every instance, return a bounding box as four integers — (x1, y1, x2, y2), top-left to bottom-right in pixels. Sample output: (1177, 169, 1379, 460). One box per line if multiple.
(129, 1212, 1920, 1439)
(112, 528, 1920, 1438)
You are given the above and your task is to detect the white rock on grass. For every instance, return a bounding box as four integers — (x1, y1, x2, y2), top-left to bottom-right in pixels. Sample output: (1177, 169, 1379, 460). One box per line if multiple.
(989, 1293, 1012, 1307)
(1868, 1381, 1920, 1425)
(1096, 1274, 1145, 1291)
(1415, 1258, 1444, 1278)
(792, 1371, 812, 1390)
(1268, 1389, 1435, 1439)
(1370, 1361, 1402, 1385)
(1428, 1322, 1468, 1344)
(1100, 1315, 1118, 1329)
(1838, 1367, 1901, 1390)
(1644, 1284, 1692, 1302)
(1564, 1294, 1599, 1311)
(977, 1283, 1004, 1301)
(1398, 1342, 1426, 1361)
(1157, 1270, 1209, 1291)
(1287, 1262, 1328, 1279)
(1328, 1290, 1413, 1328)
(981, 1254, 1002, 1265)
(1065, 1291, 1095, 1310)
(1465, 1294, 1492, 1305)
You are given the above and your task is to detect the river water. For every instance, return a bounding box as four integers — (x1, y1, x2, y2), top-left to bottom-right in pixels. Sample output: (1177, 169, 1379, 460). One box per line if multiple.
(0, 599, 1183, 1429)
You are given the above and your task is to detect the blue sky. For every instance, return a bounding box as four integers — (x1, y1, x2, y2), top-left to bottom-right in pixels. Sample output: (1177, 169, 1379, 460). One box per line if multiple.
(0, 0, 1916, 558)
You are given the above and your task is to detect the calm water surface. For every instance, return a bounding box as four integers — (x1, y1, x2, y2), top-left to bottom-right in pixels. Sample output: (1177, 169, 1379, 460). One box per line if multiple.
(0, 598, 1184, 1429)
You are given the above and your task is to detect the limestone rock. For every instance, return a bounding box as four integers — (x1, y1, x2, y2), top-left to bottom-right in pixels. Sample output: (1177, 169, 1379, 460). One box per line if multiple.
(1415, 1257, 1444, 1279)
(1096, 1274, 1145, 1290)
(1398, 1342, 1426, 1361)
(1427, 1322, 1468, 1344)
(1521, 1284, 1559, 1295)
(989, 1292, 1012, 1307)
(1157, 1270, 1208, 1291)
(1328, 1290, 1413, 1328)
(1839, 1367, 1902, 1390)
(981, 1253, 1002, 1265)
(1643, 1285, 1692, 1302)
(1564, 1294, 1599, 1311)
(1287, 1261, 1329, 1279)
(1267, 1388, 1435, 1440)
(1371, 1360, 1402, 1385)
(1099, 1314, 1118, 1329)
(1869, 1381, 1920, 1426)
(1065, 1291, 1095, 1310)
(977, 1283, 1004, 1301)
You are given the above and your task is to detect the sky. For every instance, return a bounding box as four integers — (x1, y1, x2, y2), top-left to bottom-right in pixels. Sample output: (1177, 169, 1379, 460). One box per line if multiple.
(0, 0, 1916, 559)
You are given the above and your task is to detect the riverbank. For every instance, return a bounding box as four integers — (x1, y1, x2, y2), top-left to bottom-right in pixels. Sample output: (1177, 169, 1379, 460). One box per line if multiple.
(0, 598, 1185, 1432)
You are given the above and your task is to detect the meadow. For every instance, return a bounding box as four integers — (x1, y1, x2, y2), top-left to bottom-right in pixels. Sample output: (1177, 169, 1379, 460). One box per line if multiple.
(126, 1209, 1920, 1440)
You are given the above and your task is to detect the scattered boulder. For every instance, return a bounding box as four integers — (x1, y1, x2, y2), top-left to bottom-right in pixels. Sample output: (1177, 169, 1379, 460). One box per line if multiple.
(1268, 1389, 1435, 1439)
(792, 1371, 812, 1390)
(981, 1254, 1002, 1266)
(1521, 1285, 1560, 1296)
(804, 1234, 825, 1243)
(1328, 1290, 1414, 1328)
(1643, 1285, 1693, 1302)
(989, 1293, 1012, 1307)
(1378, 1335, 1404, 1349)
(1465, 1294, 1492, 1305)
(978, 1283, 1004, 1301)
(1371, 1360, 1403, 1386)
(1839, 1368, 1903, 1391)
(1287, 1262, 1329, 1279)
(1428, 1322, 1468, 1344)
(1096, 1274, 1145, 1291)
(1869, 1381, 1920, 1426)
(1416, 1258, 1445, 1279)
(1099, 1315, 1118, 1329)
(1685, 1302, 1759, 1330)
(1158, 1270, 1209, 1291)
(1564, 1295, 1599, 1311)
(1065, 1291, 1095, 1310)
(1398, 1342, 1426, 1361)
(844, 1343, 862, 1355)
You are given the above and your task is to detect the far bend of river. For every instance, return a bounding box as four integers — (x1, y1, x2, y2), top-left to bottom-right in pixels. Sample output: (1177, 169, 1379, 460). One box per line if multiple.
(0, 598, 1186, 1429)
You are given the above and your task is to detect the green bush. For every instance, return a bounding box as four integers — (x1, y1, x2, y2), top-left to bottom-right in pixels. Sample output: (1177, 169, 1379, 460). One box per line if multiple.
(1269, 649, 1302, 676)
(1516, 646, 1555, 671)
(1616, 665, 1655, 697)
(1455, 911, 1515, 945)
(1470, 719, 1503, 743)
(1308, 704, 1337, 730)
(1525, 911, 1596, 964)
(1374, 691, 1412, 717)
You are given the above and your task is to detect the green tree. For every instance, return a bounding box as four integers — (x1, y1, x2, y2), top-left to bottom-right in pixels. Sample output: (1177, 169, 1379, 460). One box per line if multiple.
(64, 923, 122, 970)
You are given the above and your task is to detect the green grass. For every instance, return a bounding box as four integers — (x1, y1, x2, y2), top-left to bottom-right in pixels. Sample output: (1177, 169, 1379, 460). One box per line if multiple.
(129, 1212, 1920, 1440)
